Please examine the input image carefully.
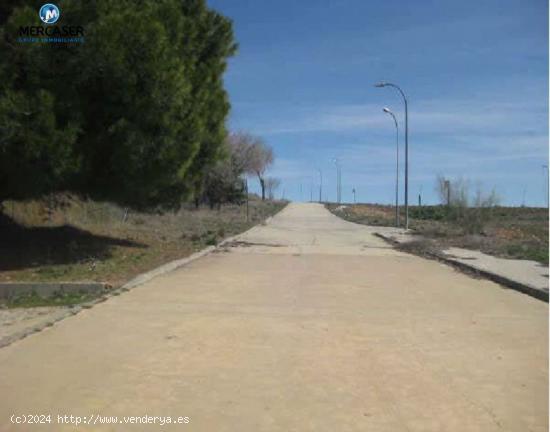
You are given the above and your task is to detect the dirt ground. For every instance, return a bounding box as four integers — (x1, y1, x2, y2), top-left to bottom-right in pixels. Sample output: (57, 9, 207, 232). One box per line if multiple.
(327, 203, 548, 264)
(0, 194, 285, 289)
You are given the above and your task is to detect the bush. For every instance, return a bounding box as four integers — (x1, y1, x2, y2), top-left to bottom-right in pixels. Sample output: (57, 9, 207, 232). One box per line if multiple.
(409, 206, 449, 221)
(433, 176, 500, 234)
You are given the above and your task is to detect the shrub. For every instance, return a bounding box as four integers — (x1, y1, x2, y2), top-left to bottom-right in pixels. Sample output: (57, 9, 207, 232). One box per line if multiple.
(434, 175, 500, 234)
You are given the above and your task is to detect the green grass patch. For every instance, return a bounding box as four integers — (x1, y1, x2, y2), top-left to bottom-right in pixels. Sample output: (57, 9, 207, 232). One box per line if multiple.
(5, 291, 97, 308)
(327, 203, 548, 264)
(505, 243, 549, 264)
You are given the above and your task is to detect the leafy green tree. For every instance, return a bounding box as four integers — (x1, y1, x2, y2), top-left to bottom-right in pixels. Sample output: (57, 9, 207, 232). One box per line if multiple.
(0, 89, 80, 200)
(0, 0, 236, 208)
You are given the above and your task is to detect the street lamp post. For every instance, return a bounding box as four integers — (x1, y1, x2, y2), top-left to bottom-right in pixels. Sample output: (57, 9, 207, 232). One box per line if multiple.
(376, 81, 409, 229)
(383, 107, 400, 228)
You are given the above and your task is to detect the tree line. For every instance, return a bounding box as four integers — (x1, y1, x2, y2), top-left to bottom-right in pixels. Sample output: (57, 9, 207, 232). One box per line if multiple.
(0, 0, 277, 210)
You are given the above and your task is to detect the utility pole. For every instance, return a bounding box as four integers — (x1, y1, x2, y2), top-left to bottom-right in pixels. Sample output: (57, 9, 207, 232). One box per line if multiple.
(333, 158, 341, 203)
(245, 178, 249, 222)
(352, 188, 356, 203)
(318, 169, 323, 203)
(543, 165, 549, 208)
(339, 165, 342, 203)
(445, 180, 451, 207)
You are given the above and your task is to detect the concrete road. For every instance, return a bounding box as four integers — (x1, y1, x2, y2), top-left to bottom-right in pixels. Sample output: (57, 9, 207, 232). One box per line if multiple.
(0, 203, 547, 431)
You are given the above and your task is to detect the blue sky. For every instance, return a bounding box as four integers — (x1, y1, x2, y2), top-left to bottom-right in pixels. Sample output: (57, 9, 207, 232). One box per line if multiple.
(209, 0, 548, 205)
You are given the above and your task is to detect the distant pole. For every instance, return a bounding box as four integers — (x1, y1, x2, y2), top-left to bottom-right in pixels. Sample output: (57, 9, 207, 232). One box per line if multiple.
(333, 158, 340, 203)
(318, 169, 323, 203)
(376, 81, 409, 229)
(310, 184, 313, 202)
(352, 188, 356, 203)
(543, 165, 549, 208)
(445, 180, 451, 207)
(245, 178, 249, 222)
(339, 165, 342, 203)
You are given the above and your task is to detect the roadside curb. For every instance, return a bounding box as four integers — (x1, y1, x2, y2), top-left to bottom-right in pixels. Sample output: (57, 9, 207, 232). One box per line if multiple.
(0, 211, 280, 349)
(0, 247, 215, 349)
(374, 232, 549, 303)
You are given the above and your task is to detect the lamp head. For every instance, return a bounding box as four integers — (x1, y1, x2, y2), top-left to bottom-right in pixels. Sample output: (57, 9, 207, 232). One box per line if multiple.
(374, 81, 386, 88)
(383, 107, 392, 114)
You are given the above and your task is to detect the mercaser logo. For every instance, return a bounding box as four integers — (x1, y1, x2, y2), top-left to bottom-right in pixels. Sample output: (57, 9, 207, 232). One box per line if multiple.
(39, 3, 60, 24)
(18, 3, 84, 43)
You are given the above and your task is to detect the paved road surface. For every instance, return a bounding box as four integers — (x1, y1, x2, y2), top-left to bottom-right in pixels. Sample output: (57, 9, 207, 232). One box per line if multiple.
(0, 203, 547, 431)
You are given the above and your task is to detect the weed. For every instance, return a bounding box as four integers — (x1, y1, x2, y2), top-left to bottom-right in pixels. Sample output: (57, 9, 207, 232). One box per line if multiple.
(0, 195, 287, 294)
(327, 203, 548, 264)
(6, 290, 96, 308)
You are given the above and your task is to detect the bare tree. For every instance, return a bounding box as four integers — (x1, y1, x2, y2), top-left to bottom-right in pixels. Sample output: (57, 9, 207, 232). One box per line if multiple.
(247, 139, 274, 201)
(265, 177, 281, 200)
(224, 131, 274, 201)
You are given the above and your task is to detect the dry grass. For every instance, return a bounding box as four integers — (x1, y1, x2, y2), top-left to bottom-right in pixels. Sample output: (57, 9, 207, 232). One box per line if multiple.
(0, 194, 286, 287)
(327, 203, 548, 264)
